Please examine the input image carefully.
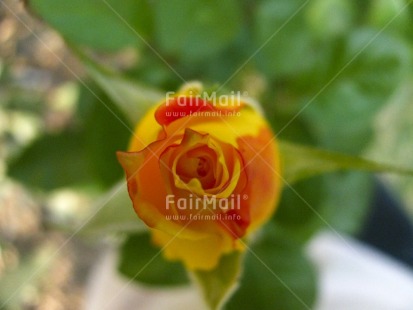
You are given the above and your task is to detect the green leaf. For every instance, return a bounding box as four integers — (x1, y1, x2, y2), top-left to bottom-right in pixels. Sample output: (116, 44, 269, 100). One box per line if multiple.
(318, 172, 373, 233)
(77, 83, 131, 187)
(154, 0, 242, 61)
(300, 29, 410, 154)
(7, 83, 131, 191)
(192, 252, 243, 310)
(274, 176, 324, 243)
(275, 172, 374, 243)
(255, 0, 316, 78)
(279, 140, 413, 184)
(274, 172, 374, 245)
(306, 0, 355, 39)
(7, 130, 92, 190)
(29, 0, 153, 51)
(118, 233, 188, 286)
(303, 81, 380, 154)
(368, 0, 410, 32)
(75, 48, 163, 125)
(226, 225, 317, 310)
(6, 83, 131, 191)
(81, 181, 146, 235)
(344, 28, 411, 97)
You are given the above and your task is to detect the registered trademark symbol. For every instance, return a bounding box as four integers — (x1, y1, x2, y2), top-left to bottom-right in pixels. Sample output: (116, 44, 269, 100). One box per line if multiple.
(243, 194, 248, 200)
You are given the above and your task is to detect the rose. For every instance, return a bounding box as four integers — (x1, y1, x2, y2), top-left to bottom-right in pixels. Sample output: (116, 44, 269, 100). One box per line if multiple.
(117, 84, 281, 270)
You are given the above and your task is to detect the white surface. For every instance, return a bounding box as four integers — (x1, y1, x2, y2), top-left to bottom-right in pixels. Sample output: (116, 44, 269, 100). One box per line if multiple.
(307, 232, 413, 310)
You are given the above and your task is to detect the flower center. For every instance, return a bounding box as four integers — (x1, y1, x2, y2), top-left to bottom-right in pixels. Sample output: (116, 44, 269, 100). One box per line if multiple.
(196, 157, 209, 177)
(175, 146, 218, 190)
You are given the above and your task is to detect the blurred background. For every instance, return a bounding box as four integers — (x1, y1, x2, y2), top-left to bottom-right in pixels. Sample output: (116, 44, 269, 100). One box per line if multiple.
(1, 0, 413, 309)
(0, 1, 101, 309)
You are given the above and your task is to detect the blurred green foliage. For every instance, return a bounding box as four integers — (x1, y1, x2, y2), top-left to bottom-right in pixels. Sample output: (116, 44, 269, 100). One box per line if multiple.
(8, 84, 130, 190)
(226, 224, 317, 310)
(5, 0, 413, 309)
(30, 0, 153, 50)
(118, 233, 189, 286)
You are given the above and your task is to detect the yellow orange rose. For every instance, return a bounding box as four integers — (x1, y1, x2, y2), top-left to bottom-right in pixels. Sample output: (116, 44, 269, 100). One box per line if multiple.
(117, 84, 281, 270)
